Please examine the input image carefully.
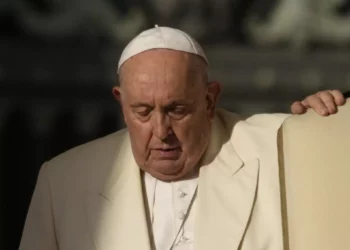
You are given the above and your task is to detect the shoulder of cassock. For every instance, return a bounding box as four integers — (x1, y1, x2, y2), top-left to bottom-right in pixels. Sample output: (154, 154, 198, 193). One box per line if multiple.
(214, 108, 291, 161)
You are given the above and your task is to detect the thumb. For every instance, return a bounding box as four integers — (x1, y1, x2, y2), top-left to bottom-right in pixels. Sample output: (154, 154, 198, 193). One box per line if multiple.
(291, 101, 307, 114)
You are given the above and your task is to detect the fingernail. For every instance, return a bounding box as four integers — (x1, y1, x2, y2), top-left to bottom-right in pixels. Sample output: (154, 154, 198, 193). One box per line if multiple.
(329, 107, 336, 113)
(320, 109, 328, 115)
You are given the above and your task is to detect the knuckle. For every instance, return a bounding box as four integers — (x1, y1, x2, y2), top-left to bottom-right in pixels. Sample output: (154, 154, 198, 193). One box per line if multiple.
(320, 91, 333, 100)
(331, 89, 342, 97)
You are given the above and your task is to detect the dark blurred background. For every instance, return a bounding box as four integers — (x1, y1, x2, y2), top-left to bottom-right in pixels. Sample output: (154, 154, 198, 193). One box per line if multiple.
(0, 0, 349, 249)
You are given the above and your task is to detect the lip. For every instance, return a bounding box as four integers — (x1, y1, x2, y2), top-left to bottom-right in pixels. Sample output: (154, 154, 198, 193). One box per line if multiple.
(152, 147, 181, 159)
(154, 147, 180, 151)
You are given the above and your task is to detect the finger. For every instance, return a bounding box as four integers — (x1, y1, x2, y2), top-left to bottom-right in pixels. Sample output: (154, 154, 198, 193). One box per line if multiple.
(330, 89, 345, 106)
(291, 101, 306, 114)
(304, 95, 329, 116)
(317, 91, 337, 114)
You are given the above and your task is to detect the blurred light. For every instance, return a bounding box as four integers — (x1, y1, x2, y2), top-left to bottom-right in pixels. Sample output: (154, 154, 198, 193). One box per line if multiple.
(77, 104, 100, 135)
(254, 68, 276, 89)
(301, 69, 322, 92)
(77, 64, 97, 82)
(347, 73, 350, 90)
(31, 104, 58, 135)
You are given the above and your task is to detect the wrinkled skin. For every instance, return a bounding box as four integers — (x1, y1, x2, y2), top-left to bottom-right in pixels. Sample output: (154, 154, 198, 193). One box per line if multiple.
(113, 49, 221, 181)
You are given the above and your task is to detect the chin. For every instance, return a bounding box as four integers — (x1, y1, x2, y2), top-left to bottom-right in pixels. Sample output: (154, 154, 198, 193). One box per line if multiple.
(152, 170, 189, 182)
(141, 155, 200, 181)
(144, 163, 190, 182)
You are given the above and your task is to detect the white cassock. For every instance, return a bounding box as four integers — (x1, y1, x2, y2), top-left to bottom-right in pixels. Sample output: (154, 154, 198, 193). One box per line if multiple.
(144, 172, 198, 250)
(20, 108, 296, 250)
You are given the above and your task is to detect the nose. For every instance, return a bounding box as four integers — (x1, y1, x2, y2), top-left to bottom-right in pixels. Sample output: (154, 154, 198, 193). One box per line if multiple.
(152, 112, 173, 140)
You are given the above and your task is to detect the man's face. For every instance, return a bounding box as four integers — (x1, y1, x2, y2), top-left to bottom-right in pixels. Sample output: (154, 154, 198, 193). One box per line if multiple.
(113, 49, 220, 181)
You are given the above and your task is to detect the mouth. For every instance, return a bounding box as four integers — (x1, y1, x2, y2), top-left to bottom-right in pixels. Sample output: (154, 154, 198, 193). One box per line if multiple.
(153, 147, 182, 159)
(159, 147, 180, 151)
(153, 145, 181, 150)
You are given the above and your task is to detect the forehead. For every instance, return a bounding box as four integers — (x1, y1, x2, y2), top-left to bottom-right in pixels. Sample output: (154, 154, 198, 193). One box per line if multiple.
(120, 49, 206, 101)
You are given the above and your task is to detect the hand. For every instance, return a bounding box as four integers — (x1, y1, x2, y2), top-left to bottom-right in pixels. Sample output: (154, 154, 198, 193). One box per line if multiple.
(291, 90, 346, 116)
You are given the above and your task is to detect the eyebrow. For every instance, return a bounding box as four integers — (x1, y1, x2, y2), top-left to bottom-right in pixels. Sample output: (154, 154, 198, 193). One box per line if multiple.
(130, 103, 152, 108)
(130, 99, 195, 108)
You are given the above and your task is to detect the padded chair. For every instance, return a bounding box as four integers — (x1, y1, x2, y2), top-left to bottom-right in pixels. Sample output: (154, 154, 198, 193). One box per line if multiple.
(279, 99, 350, 250)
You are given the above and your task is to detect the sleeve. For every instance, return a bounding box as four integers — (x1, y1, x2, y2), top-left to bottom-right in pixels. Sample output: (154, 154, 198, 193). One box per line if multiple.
(19, 163, 59, 250)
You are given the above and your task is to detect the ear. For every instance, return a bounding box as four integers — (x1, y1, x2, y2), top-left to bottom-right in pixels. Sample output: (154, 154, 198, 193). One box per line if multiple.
(206, 81, 221, 119)
(112, 86, 128, 123)
(112, 86, 123, 105)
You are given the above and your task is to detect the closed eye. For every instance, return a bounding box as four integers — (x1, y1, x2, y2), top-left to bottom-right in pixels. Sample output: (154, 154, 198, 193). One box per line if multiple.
(133, 107, 152, 117)
(167, 105, 189, 119)
(170, 107, 186, 115)
(137, 110, 151, 117)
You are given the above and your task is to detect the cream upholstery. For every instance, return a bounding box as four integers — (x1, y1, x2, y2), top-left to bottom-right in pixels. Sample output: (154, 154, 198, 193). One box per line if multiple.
(280, 100, 350, 250)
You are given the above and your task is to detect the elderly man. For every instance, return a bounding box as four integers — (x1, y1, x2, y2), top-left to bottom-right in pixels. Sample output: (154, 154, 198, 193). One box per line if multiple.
(20, 26, 346, 250)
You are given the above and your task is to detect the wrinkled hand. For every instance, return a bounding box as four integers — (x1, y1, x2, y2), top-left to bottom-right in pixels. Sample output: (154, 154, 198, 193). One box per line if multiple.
(291, 90, 346, 116)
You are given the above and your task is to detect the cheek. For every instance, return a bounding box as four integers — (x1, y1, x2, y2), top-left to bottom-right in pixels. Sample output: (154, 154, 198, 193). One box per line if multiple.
(125, 116, 153, 152)
(173, 113, 210, 148)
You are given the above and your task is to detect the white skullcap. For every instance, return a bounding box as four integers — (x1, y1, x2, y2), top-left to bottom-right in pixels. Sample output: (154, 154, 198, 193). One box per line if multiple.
(117, 25, 208, 73)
